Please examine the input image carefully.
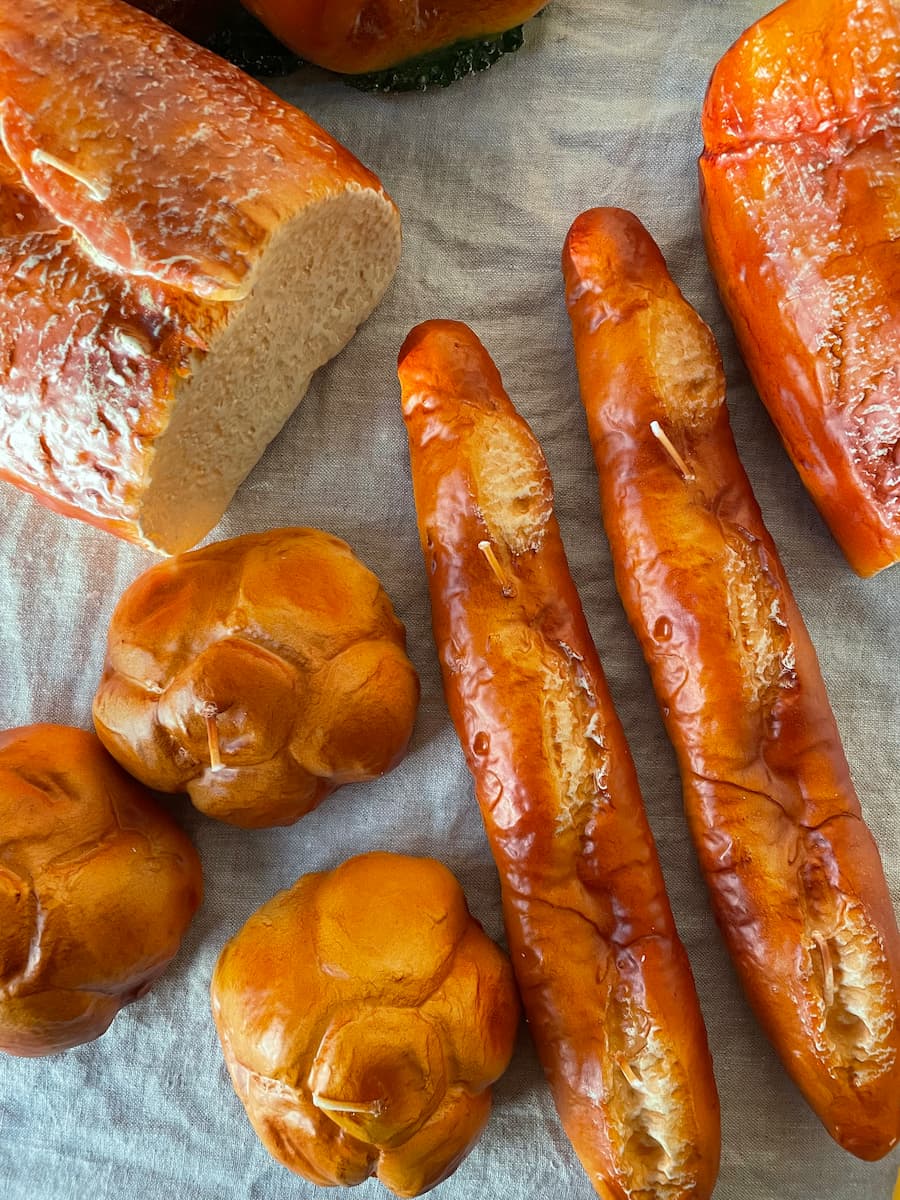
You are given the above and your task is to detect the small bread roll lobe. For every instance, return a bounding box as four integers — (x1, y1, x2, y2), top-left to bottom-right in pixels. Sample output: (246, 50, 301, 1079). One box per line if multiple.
(210, 852, 520, 1198)
(93, 527, 420, 828)
(0, 724, 202, 1057)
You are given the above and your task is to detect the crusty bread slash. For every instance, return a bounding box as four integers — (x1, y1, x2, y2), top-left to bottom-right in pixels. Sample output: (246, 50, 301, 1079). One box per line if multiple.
(0, 0, 401, 553)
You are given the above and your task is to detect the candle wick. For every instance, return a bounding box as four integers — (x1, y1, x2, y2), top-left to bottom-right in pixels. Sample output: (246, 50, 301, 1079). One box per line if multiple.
(650, 420, 695, 481)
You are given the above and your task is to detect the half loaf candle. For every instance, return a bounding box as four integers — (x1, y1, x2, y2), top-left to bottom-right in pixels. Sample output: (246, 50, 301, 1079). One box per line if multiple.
(0, 0, 401, 552)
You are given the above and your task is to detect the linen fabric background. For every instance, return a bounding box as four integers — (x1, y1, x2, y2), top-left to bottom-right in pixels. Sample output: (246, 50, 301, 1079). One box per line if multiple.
(1, 2, 897, 1198)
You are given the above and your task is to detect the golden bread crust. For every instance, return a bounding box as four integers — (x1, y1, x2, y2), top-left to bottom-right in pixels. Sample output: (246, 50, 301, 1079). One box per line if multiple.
(210, 852, 519, 1197)
(0, 0, 400, 549)
(0, 723, 202, 1056)
(242, 0, 548, 74)
(699, 0, 900, 576)
(93, 527, 420, 827)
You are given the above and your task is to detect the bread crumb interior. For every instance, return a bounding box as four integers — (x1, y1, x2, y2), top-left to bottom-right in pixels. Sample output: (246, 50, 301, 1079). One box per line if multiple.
(141, 188, 400, 553)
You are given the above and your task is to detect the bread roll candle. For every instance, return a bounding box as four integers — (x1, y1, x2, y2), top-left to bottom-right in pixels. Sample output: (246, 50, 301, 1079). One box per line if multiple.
(699, 0, 900, 576)
(0, 725, 202, 1056)
(563, 206, 900, 1159)
(93, 528, 420, 827)
(211, 852, 519, 1197)
(399, 320, 720, 1200)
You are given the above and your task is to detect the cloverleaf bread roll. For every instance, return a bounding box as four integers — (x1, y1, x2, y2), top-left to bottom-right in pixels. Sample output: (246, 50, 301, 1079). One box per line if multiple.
(211, 852, 520, 1197)
(93, 528, 420, 828)
(0, 0, 401, 553)
(0, 725, 202, 1057)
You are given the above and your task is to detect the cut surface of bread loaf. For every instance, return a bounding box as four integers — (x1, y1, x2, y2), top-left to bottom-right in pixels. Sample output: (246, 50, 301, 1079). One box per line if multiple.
(0, 0, 401, 553)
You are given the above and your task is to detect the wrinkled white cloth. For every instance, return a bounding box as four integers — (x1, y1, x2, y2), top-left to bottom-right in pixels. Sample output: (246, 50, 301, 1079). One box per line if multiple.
(1, 3, 898, 1199)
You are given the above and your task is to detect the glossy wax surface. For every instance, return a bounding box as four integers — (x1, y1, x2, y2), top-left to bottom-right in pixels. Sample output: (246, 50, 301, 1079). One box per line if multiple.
(700, 0, 900, 576)
(564, 206, 900, 1160)
(0, 724, 202, 1056)
(211, 852, 520, 1198)
(241, 0, 548, 73)
(2, 4, 899, 1196)
(0, 0, 391, 543)
(400, 320, 720, 1200)
(93, 527, 420, 827)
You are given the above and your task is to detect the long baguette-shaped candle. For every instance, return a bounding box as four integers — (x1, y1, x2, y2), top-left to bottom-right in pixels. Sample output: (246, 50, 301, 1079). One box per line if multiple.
(399, 320, 720, 1200)
(563, 207, 900, 1160)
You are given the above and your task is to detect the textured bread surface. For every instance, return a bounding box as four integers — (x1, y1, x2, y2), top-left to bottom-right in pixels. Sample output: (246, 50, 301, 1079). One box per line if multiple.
(0, 0, 401, 552)
(210, 852, 519, 1198)
(564, 206, 900, 1160)
(0, 724, 202, 1057)
(400, 320, 720, 1200)
(93, 527, 420, 828)
(699, 0, 900, 576)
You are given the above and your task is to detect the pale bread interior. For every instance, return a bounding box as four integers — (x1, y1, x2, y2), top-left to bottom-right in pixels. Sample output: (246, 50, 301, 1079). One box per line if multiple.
(470, 415, 553, 555)
(140, 186, 401, 553)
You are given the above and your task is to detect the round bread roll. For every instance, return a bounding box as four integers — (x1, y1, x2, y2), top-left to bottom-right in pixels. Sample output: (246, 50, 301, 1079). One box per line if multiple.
(0, 724, 202, 1057)
(211, 852, 520, 1197)
(93, 528, 420, 828)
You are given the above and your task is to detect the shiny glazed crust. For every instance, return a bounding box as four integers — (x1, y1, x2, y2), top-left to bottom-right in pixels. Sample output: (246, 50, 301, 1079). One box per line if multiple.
(0, 724, 202, 1056)
(699, 0, 900, 576)
(563, 207, 900, 1160)
(241, 0, 547, 73)
(211, 852, 520, 1198)
(399, 321, 720, 1200)
(93, 527, 420, 828)
(0, 0, 400, 551)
